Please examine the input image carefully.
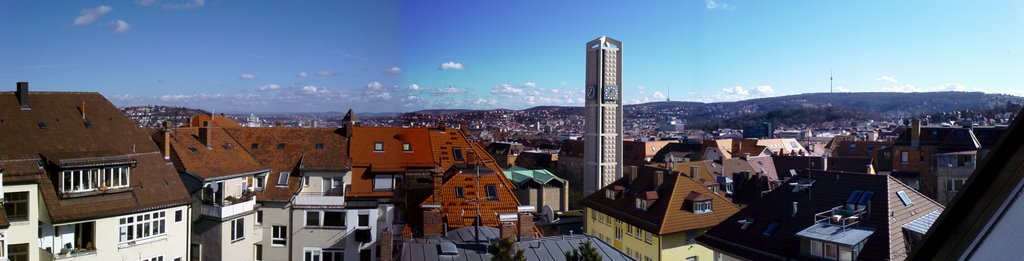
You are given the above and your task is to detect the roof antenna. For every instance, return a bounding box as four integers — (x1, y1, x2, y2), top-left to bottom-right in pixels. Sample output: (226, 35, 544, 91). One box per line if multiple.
(667, 84, 671, 102)
(829, 70, 834, 107)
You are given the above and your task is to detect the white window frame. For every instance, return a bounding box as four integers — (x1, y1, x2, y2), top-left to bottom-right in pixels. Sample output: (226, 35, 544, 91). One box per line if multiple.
(373, 142, 384, 152)
(231, 217, 245, 241)
(174, 209, 183, 223)
(255, 175, 265, 190)
(306, 210, 345, 228)
(119, 210, 167, 244)
(810, 239, 824, 257)
(901, 151, 909, 164)
(277, 172, 290, 187)
(304, 248, 322, 261)
(305, 210, 322, 227)
(402, 143, 412, 152)
(271, 225, 287, 246)
(373, 175, 395, 191)
(693, 200, 713, 214)
(139, 256, 164, 261)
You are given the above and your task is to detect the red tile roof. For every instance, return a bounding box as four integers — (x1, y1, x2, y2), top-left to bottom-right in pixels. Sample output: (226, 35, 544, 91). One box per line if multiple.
(165, 127, 269, 180)
(224, 127, 348, 202)
(347, 127, 435, 198)
(186, 113, 240, 128)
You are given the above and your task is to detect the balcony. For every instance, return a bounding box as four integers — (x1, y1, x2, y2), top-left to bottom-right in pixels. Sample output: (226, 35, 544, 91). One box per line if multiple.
(294, 190, 345, 206)
(201, 196, 256, 219)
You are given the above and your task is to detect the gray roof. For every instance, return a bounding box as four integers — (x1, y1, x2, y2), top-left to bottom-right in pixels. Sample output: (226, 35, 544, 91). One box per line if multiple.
(401, 227, 633, 261)
(902, 210, 941, 235)
(796, 223, 876, 246)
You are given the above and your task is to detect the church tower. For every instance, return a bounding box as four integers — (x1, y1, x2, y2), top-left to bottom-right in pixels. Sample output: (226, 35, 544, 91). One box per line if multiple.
(583, 36, 623, 196)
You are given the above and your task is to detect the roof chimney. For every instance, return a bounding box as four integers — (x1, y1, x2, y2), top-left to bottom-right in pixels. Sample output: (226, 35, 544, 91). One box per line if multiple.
(911, 119, 921, 147)
(691, 166, 700, 181)
(16, 82, 29, 110)
(655, 171, 664, 188)
(161, 121, 173, 160)
(628, 166, 638, 184)
(792, 202, 799, 217)
(742, 153, 751, 160)
(198, 121, 212, 148)
(460, 122, 469, 134)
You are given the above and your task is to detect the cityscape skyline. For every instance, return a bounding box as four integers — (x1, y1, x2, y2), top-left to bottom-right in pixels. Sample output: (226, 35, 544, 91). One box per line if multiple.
(3, 0, 1024, 113)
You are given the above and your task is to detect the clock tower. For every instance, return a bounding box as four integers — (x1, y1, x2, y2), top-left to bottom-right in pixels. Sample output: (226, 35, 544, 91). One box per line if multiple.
(584, 36, 623, 197)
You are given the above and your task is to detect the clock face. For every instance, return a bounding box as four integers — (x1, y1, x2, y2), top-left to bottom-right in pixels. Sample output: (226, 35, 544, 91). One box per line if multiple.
(586, 85, 596, 99)
(603, 85, 618, 101)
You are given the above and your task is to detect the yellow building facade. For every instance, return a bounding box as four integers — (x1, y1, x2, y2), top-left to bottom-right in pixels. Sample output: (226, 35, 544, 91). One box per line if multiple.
(586, 207, 714, 261)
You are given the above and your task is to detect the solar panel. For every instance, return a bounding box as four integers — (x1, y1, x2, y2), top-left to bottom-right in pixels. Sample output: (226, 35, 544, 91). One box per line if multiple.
(897, 191, 913, 206)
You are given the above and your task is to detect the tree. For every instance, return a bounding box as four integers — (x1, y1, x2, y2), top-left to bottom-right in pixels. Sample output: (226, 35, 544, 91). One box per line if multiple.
(488, 237, 525, 261)
(565, 239, 602, 261)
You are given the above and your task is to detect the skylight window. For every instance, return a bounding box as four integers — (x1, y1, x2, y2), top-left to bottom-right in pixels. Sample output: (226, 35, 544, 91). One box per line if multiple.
(277, 172, 289, 186)
(452, 147, 464, 161)
(315, 143, 324, 150)
(897, 191, 912, 206)
(485, 184, 497, 200)
(374, 142, 384, 152)
(277, 143, 285, 150)
(251, 143, 259, 150)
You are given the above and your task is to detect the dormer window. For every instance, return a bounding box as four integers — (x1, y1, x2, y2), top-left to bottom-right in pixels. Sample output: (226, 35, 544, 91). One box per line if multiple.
(374, 142, 384, 152)
(61, 166, 130, 194)
(403, 143, 412, 151)
(693, 200, 713, 214)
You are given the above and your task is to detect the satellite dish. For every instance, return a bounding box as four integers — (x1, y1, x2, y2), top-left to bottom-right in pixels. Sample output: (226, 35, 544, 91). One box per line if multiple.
(209, 182, 219, 192)
(541, 205, 555, 223)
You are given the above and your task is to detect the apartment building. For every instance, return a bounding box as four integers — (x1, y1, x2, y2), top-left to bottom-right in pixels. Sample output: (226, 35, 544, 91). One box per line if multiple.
(0, 82, 192, 261)
(891, 119, 980, 199)
(159, 123, 271, 261)
(582, 162, 741, 261)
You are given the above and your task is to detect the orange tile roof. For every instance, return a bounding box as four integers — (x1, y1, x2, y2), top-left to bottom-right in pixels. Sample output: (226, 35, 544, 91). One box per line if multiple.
(165, 127, 270, 180)
(224, 127, 348, 202)
(186, 113, 240, 128)
(347, 127, 435, 198)
(420, 166, 521, 228)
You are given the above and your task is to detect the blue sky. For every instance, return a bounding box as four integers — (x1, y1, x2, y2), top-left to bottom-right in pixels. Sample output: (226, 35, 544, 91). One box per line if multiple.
(2, 0, 1023, 112)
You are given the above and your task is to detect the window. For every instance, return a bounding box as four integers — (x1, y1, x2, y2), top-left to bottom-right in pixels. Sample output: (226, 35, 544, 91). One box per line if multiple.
(359, 214, 370, 227)
(455, 186, 464, 198)
(824, 243, 838, 259)
(947, 179, 966, 192)
(901, 151, 909, 164)
(251, 143, 259, 150)
(897, 191, 913, 206)
(809, 240, 824, 257)
(255, 175, 265, 190)
(256, 210, 263, 225)
(303, 176, 310, 187)
(304, 248, 322, 261)
(635, 198, 648, 210)
(693, 200, 713, 214)
(277, 172, 290, 187)
(254, 244, 263, 261)
(9, 243, 28, 261)
(231, 217, 245, 241)
(452, 147, 464, 161)
(323, 211, 346, 227)
(645, 231, 653, 244)
(849, 144, 856, 150)
(686, 257, 698, 261)
(277, 143, 286, 150)
(174, 210, 183, 223)
(3, 192, 29, 221)
(175, 258, 182, 261)
(403, 143, 412, 151)
(626, 224, 633, 236)
(323, 249, 344, 261)
(119, 210, 166, 243)
(763, 222, 780, 237)
(374, 175, 395, 191)
(306, 210, 322, 227)
(140, 256, 164, 261)
(271, 226, 287, 246)
(316, 143, 324, 150)
(62, 167, 131, 193)
(374, 142, 384, 152)
(615, 225, 623, 240)
(485, 184, 497, 200)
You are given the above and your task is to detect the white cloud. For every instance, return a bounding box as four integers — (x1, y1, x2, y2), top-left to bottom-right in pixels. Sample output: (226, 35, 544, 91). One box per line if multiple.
(258, 84, 280, 91)
(492, 84, 525, 97)
(834, 86, 851, 92)
(363, 81, 392, 101)
(301, 85, 328, 95)
(934, 82, 968, 92)
(877, 75, 898, 83)
(112, 20, 131, 33)
(296, 71, 309, 78)
(135, 0, 158, 6)
(651, 91, 666, 100)
(722, 85, 750, 96)
(523, 82, 537, 88)
(754, 85, 775, 95)
(473, 98, 498, 106)
(439, 61, 464, 71)
(435, 86, 462, 95)
(315, 70, 339, 77)
(74, 5, 112, 26)
(385, 67, 401, 75)
(162, 0, 205, 9)
(882, 84, 922, 92)
(408, 84, 422, 91)
(240, 73, 256, 80)
(705, 0, 734, 10)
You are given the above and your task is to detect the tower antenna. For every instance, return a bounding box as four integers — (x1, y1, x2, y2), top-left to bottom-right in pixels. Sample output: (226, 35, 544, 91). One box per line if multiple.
(829, 70, 834, 107)
(667, 84, 671, 102)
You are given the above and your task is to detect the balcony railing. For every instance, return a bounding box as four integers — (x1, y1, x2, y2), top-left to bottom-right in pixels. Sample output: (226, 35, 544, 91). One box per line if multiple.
(813, 205, 867, 232)
(201, 196, 256, 219)
(294, 190, 345, 206)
